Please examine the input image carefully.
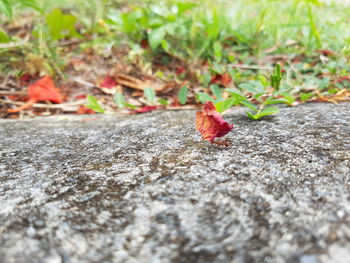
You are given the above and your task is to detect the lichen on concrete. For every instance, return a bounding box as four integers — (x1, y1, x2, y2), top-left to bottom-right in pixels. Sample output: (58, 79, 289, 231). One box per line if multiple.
(1, 102, 350, 263)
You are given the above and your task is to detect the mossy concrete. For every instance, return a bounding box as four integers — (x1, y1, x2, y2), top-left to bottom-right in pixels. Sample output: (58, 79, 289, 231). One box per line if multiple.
(1, 103, 350, 263)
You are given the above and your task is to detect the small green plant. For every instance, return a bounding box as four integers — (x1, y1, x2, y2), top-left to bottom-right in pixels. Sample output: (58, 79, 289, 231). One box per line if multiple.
(114, 92, 126, 108)
(0, 0, 42, 19)
(270, 63, 282, 90)
(0, 0, 42, 42)
(86, 95, 105, 113)
(45, 8, 82, 41)
(144, 87, 156, 103)
(178, 86, 188, 104)
(196, 64, 295, 120)
(114, 92, 136, 109)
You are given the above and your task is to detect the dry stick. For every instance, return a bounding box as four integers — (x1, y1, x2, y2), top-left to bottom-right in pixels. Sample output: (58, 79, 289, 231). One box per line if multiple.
(58, 39, 82, 47)
(72, 77, 96, 88)
(0, 98, 83, 109)
(0, 91, 27, 96)
(0, 35, 30, 49)
(225, 64, 272, 70)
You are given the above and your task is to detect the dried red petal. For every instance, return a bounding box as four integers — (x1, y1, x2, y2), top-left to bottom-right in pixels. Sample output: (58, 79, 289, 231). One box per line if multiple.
(221, 73, 232, 86)
(210, 73, 232, 87)
(135, 106, 158, 114)
(28, 76, 63, 103)
(8, 76, 62, 113)
(195, 101, 233, 143)
(175, 66, 186, 75)
(317, 49, 335, 56)
(19, 73, 33, 82)
(74, 94, 87, 100)
(140, 38, 150, 49)
(101, 75, 116, 89)
(77, 105, 96, 114)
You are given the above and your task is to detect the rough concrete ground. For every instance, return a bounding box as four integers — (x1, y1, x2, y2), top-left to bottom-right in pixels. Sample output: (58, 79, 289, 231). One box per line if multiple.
(0, 102, 350, 263)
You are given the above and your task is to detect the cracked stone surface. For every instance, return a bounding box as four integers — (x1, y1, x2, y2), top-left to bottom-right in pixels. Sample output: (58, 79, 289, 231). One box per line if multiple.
(1, 102, 350, 263)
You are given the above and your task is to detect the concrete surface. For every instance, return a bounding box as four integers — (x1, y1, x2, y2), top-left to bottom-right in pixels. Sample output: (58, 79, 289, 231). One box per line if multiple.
(0, 102, 350, 263)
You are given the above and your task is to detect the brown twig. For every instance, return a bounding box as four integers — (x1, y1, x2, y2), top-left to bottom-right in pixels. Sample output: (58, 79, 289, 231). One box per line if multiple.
(0, 91, 27, 96)
(0, 98, 83, 110)
(72, 77, 96, 88)
(58, 39, 82, 47)
(0, 35, 30, 49)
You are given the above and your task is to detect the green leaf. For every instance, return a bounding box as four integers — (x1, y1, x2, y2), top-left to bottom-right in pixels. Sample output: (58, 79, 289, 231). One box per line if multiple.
(203, 71, 212, 85)
(300, 93, 313, 101)
(144, 87, 156, 103)
(239, 83, 256, 94)
(46, 9, 82, 40)
(196, 92, 215, 103)
(206, 7, 220, 39)
(114, 92, 126, 108)
(214, 98, 234, 113)
(178, 86, 188, 105)
(252, 81, 265, 93)
(158, 98, 168, 106)
(246, 107, 279, 120)
(239, 81, 265, 95)
(319, 77, 330, 90)
(18, 0, 42, 13)
(160, 39, 169, 52)
(125, 103, 136, 110)
(307, 3, 322, 49)
(195, 38, 210, 58)
(210, 61, 224, 74)
(148, 27, 166, 50)
(213, 41, 222, 62)
(0, 0, 13, 18)
(328, 88, 338, 94)
(225, 88, 246, 99)
(302, 0, 321, 4)
(282, 94, 295, 105)
(246, 111, 256, 120)
(253, 107, 280, 119)
(176, 2, 197, 14)
(270, 63, 282, 89)
(86, 95, 105, 113)
(0, 28, 10, 43)
(241, 100, 257, 111)
(210, 84, 222, 99)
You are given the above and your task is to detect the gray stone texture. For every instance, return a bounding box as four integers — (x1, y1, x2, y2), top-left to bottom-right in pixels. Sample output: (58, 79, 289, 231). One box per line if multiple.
(0, 102, 350, 263)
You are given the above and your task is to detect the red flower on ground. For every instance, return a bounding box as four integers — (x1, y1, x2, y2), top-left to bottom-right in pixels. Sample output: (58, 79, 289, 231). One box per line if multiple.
(135, 106, 158, 114)
(8, 76, 63, 113)
(195, 101, 233, 143)
(100, 75, 117, 89)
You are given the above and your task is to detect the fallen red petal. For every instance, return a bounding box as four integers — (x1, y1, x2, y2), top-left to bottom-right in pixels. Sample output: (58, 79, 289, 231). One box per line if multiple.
(175, 66, 186, 75)
(317, 49, 335, 56)
(19, 73, 33, 82)
(8, 76, 63, 113)
(135, 106, 158, 114)
(74, 94, 87, 100)
(101, 75, 117, 89)
(210, 73, 232, 87)
(77, 105, 96, 114)
(195, 101, 233, 143)
(28, 76, 63, 103)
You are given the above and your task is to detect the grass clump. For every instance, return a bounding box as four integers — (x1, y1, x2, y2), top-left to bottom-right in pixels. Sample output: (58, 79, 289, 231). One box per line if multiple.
(0, 0, 350, 118)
